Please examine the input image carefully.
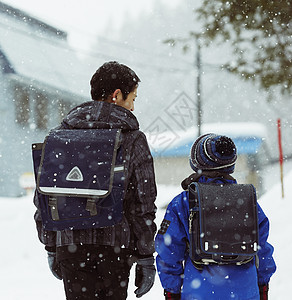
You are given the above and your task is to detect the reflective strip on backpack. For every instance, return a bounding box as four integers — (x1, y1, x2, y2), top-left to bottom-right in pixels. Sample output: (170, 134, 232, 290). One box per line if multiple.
(39, 187, 108, 196)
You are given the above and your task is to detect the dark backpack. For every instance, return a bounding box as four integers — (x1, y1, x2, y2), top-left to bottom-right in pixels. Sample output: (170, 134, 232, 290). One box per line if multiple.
(188, 182, 259, 269)
(32, 128, 125, 231)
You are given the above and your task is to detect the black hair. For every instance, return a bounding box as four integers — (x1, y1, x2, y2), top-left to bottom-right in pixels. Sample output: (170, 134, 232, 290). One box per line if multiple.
(90, 61, 141, 100)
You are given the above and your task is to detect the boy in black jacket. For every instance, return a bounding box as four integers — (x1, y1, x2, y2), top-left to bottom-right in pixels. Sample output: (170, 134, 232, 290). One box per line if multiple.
(34, 61, 157, 299)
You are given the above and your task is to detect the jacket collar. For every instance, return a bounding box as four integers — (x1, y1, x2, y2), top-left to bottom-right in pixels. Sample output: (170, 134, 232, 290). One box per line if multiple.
(181, 171, 236, 190)
(62, 101, 139, 132)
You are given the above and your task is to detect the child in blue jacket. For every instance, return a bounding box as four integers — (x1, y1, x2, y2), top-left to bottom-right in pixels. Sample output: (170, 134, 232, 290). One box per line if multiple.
(155, 133, 276, 300)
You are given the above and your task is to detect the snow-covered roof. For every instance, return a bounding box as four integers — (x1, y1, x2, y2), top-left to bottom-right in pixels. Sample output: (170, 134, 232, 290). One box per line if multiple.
(0, 1, 92, 100)
(147, 122, 267, 157)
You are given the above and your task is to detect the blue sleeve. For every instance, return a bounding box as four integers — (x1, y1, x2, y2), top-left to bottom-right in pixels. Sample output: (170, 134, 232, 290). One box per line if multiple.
(155, 192, 189, 294)
(257, 203, 276, 285)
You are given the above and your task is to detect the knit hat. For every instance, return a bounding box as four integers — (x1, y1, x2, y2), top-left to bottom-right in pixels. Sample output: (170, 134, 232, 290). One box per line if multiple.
(189, 133, 237, 174)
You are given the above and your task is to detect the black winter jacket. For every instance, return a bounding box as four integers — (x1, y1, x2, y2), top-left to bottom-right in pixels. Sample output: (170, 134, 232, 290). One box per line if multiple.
(34, 101, 157, 259)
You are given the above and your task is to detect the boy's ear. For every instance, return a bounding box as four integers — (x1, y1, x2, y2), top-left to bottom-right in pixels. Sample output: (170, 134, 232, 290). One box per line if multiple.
(112, 89, 121, 100)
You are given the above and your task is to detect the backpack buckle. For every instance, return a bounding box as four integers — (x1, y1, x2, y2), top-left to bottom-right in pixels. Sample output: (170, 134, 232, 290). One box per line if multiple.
(48, 197, 60, 221)
(86, 198, 98, 216)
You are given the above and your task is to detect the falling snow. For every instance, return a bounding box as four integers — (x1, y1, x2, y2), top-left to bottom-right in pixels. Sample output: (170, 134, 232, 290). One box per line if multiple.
(0, 174, 290, 299)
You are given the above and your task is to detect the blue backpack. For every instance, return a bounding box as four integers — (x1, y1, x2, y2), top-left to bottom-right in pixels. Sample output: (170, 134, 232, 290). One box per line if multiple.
(32, 128, 125, 231)
(188, 182, 259, 269)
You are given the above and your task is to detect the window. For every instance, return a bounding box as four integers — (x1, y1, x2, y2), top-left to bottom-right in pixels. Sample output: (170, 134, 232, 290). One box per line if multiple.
(14, 85, 30, 125)
(13, 82, 74, 130)
(35, 93, 48, 130)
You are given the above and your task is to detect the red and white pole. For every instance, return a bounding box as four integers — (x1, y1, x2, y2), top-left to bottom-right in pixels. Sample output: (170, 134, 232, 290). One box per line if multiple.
(277, 118, 284, 198)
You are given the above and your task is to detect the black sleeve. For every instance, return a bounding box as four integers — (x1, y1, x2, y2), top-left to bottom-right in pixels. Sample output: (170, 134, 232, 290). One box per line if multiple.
(125, 132, 157, 255)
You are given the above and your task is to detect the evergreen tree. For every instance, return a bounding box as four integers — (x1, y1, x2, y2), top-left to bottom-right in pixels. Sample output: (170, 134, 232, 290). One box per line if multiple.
(196, 0, 292, 94)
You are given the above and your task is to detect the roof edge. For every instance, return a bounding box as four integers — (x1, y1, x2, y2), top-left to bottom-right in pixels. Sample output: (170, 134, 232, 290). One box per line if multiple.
(0, 1, 67, 39)
(7, 73, 89, 101)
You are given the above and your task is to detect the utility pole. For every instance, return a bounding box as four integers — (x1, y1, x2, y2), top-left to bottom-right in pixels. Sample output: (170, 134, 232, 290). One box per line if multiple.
(196, 37, 202, 136)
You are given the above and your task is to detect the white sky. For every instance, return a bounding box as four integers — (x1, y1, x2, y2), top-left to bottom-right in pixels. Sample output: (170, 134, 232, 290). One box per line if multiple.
(2, 0, 182, 48)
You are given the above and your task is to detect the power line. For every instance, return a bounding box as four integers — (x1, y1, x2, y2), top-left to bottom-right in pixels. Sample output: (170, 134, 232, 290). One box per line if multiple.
(0, 19, 194, 73)
(0, 16, 228, 76)
(17, 7, 194, 67)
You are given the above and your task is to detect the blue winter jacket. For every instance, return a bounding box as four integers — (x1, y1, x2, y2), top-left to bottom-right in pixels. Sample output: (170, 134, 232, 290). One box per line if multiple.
(155, 176, 276, 300)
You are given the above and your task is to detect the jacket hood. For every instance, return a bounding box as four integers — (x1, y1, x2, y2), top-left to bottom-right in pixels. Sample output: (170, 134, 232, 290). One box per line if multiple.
(62, 101, 139, 131)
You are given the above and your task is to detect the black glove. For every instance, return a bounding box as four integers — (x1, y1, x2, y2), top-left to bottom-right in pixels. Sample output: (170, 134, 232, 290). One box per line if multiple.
(134, 256, 156, 298)
(164, 290, 181, 299)
(47, 251, 62, 280)
(259, 284, 269, 300)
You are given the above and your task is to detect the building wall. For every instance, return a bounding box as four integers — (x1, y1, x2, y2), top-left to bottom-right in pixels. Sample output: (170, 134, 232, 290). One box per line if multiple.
(0, 69, 23, 196)
(153, 154, 263, 196)
(0, 73, 77, 196)
(0, 2, 89, 196)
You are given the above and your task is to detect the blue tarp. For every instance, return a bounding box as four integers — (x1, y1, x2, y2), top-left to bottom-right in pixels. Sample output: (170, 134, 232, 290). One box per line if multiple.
(151, 136, 263, 158)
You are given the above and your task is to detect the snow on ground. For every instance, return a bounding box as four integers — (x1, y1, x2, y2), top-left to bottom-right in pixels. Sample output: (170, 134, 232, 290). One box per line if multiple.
(0, 175, 289, 299)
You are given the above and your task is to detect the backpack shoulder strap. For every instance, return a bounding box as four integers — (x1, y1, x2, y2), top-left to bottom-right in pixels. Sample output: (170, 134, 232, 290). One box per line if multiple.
(188, 182, 198, 210)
